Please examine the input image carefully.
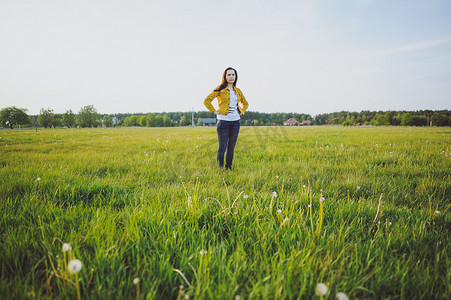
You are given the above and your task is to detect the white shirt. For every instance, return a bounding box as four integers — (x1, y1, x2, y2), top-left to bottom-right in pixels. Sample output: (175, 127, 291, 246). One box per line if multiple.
(217, 89, 240, 121)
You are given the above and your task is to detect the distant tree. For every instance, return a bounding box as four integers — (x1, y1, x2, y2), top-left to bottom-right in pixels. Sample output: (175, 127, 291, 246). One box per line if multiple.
(38, 108, 55, 128)
(0, 106, 30, 129)
(124, 115, 139, 127)
(401, 113, 413, 126)
(103, 115, 113, 127)
(138, 115, 147, 127)
(412, 115, 427, 126)
(180, 115, 191, 126)
(162, 115, 171, 127)
(146, 113, 155, 127)
(77, 105, 100, 128)
(431, 112, 449, 126)
(197, 118, 203, 126)
(62, 110, 76, 128)
(154, 115, 164, 127)
(375, 114, 389, 126)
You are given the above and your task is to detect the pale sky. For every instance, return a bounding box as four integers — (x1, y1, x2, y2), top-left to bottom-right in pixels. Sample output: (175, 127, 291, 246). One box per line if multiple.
(1, 0, 450, 116)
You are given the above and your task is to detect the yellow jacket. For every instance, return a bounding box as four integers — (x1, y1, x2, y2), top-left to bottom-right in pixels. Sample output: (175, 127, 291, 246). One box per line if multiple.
(204, 86, 249, 115)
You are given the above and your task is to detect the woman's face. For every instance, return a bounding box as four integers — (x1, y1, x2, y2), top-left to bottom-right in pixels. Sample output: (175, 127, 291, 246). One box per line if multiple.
(225, 69, 236, 84)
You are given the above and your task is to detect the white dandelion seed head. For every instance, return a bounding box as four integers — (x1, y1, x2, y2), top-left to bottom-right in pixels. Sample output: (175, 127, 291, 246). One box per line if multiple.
(199, 249, 207, 255)
(277, 209, 282, 214)
(284, 218, 289, 222)
(308, 204, 312, 208)
(315, 283, 328, 296)
(185, 295, 190, 299)
(389, 222, 392, 226)
(436, 210, 440, 215)
(336, 292, 349, 300)
(62, 243, 71, 252)
(133, 278, 140, 285)
(35, 177, 41, 181)
(243, 194, 249, 199)
(356, 186, 361, 190)
(303, 185, 306, 188)
(320, 197, 325, 202)
(275, 175, 279, 179)
(68, 259, 82, 274)
(272, 192, 278, 197)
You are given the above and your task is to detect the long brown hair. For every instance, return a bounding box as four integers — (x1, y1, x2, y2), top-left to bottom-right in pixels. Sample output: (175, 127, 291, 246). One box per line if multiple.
(214, 67, 238, 92)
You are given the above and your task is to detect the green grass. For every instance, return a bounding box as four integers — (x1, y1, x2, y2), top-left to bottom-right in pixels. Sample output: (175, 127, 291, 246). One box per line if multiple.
(0, 126, 450, 299)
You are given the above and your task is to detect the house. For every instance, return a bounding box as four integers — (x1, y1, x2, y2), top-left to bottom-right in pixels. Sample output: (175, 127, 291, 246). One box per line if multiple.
(283, 118, 300, 126)
(201, 118, 217, 126)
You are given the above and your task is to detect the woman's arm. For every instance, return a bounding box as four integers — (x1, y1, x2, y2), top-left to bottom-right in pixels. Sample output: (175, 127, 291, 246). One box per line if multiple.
(239, 91, 249, 114)
(203, 90, 219, 113)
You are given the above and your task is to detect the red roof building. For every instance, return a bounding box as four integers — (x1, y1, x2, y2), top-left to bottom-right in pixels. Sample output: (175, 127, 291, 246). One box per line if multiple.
(283, 118, 300, 126)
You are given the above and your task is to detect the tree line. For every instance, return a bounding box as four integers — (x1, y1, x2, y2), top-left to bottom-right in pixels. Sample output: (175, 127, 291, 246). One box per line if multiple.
(0, 105, 449, 129)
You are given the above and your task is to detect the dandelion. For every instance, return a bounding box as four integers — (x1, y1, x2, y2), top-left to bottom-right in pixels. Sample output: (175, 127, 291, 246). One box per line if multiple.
(320, 197, 325, 202)
(277, 209, 282, 214)
(436, 210, 440, 215)
(284, 217, 289, 222)
(199, 249, 207, 255)
(185, 295, 190, 299)
(315, 283, 328, 296)
(68, 259, 82, 300)
(356, 186, 360, 190)
(275, 175, 279, 179)
(308, 204, 312, 208)
(303, 185, 306, 188)
(35, 177, 41, 181)
(272, 192, 278, 197)
(243, 194, 249, 199)
(388, 222, 392, 226)
(336, 292, 349, 300)
(68, 259, 82, 274)
(62, 243, 71, 252)
(134, 277, 141, 300)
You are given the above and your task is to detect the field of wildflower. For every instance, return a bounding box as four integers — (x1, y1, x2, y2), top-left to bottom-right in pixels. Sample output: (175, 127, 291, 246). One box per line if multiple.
(0, 126, 450, 299)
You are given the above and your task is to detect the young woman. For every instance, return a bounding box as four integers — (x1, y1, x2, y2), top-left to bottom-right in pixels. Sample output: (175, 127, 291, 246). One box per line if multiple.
(204, 67, 249, 170)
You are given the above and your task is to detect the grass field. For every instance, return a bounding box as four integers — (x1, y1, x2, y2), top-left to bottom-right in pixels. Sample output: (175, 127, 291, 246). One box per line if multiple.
(0, 126, 450, 299)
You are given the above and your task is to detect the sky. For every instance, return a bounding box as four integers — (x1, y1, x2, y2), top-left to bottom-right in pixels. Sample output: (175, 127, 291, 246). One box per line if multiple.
(1, 0, 450, 116)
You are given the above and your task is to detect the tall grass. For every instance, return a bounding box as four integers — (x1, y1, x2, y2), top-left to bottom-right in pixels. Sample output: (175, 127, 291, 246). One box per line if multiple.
(0, 126, 450, 299)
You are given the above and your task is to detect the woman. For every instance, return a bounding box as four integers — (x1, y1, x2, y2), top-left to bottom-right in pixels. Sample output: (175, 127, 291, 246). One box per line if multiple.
(204, 67, 249, 170)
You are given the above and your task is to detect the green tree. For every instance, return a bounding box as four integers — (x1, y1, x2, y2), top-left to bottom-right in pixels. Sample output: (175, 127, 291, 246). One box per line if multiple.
(162, 115, 171, 127)
(431, 112, 449, 126)
(62, 110, 76, 128)
(124, 115, 139, 127)
(197, 118, 203, 126)
(77, 105, 100, 128)
(375, 114, 389, 126)
(146, 113, 155, 127)
(0, 106, 30, 129)
(103, 115, 113, 127)
(180, 115, 191, 126)
(138, 115, 147, 127)
(37, 108, 55, 128)
(401, 113, 413, 126)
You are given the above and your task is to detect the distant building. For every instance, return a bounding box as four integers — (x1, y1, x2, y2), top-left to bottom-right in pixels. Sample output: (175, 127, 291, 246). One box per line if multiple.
(283, 118, 300, 126)
(301, 120, 312, 125)
(201, 118, 217, 126)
